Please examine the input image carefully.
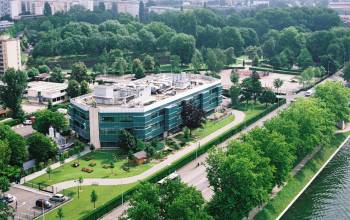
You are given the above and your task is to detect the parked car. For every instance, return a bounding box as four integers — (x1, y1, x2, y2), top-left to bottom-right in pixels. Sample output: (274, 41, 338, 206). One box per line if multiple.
(305, 89, 314, 97)
(23, 120, 32, 125)
(35, 199, 52, 209)
(50, 194, 65, 202)
(1, 194, 15, 203)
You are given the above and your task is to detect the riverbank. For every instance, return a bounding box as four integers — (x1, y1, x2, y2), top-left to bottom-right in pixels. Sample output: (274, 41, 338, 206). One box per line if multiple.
(255, 132, 350, 220)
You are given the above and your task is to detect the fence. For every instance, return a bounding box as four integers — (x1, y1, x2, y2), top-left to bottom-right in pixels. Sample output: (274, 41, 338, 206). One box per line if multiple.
(25, 182, 55, 193)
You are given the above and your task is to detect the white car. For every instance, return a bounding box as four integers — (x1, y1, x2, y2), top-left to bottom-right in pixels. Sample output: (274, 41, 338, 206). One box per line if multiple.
(1, 194, 16, 203)
(23, 120, 32, 125)
(305, 90, 313, 97)
(50, 193, 66, 202)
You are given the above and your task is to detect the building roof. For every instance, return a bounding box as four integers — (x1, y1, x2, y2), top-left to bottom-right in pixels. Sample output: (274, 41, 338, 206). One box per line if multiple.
(132, 150, 147, 160)
(27, 81, 68, 93)
(71, 73, 221, 113)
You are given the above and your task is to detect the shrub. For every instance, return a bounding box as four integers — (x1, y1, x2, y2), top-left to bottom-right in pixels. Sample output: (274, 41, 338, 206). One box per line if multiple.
(122, 164, 130, 172)
(82, 167, 94, 173)
(84, 156, 92, 161)
(72, 162, 80, 167)
(89, 161, 96, 167)
(63, 151, 69, 159)
(68, 149, 75, 156)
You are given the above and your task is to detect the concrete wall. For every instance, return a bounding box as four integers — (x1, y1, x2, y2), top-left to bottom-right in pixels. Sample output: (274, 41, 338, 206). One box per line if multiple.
(89, 107, 101, 149)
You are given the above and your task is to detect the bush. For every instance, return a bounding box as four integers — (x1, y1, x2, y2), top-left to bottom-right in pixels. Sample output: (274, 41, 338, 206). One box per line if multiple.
(63, 151, 69, 159)
(72, 162, 80, 167)
(122, 164, 130, 172)
(82, 167, 94, 173)
(68, 149, 75, 157)
(84, 156, 92, 161)
(89, 161, 96, 167)
(102, 164, 113, 169)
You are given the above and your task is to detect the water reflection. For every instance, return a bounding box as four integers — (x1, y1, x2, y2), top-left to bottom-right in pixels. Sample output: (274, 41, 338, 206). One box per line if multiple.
(282, 141, 350, 220)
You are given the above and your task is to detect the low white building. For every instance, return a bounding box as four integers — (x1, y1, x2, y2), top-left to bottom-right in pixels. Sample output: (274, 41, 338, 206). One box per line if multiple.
(26, 81, 68, 105)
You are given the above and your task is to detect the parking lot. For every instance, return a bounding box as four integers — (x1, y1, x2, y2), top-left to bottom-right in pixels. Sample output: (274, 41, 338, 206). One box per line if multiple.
(8, 186, 67, 220)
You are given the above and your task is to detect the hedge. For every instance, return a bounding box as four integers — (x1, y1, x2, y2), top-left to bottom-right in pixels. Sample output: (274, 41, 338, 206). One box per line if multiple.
(0, 118, 21, 127)
(249, 66, 302, 75)
(81, 100, 286, 220)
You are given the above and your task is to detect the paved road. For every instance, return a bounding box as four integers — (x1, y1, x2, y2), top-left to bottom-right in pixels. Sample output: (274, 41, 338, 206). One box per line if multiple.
(52, 110, 246, 192)
(178, 71, 343, 202)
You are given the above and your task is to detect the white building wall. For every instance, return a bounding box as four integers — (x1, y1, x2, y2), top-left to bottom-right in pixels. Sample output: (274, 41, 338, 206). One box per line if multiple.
(89, 107, 101, 149)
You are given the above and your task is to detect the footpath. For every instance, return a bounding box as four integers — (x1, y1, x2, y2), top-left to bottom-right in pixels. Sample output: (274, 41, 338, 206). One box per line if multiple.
(49, 110, 246, 192)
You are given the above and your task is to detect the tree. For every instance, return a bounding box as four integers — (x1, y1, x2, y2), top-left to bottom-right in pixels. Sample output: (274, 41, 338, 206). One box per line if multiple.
(127, 180, 212, 220)
(229, 85, 241, 107)
(315, 81, 350, 122)
(220, 26, 244, 55)
(0, 140, 11, 170)
(297, 48, 314, 69)
(71, 62, 88, 83)
(28, 133, 58, 163)
(67, 80, 80, 98)
(299, 67, 314, 87)
(46, 167, 52, 180)
(143, 55, 155, 71)
(57, 207, 64, 220)
(206, 48, 225, 73)
(224, 47, 235, 65)
(258, 89, 276, 107)
(50, 67, 64, 83)
(0, 69, 28, 119)
(119, 129, 136, 152)
(27, 67, 40, 78)
(38, 65, 50, 73)
(206, 141, 273, 219)
(181, 102, 205, 135)
(132, 59, 145, 79)
(0, 177, 10, 195)
(59, 154, 65, 165)
(252, 55, 259, 66)
(80, 80, 90, 95)
(240, 71, 262, 104)
(191, 49, 203, 74)
(343, 63, 350, 82)
(33, 109, 68, 134)
(170, 55, 181, 73)
(113, 58, 128, 75)
(0, 200, 15, 220)
(90, 190, 98, 209)
(243, 128, 295, 186)
(0, 125, 27, 167)
(170, 33, 196, 64)
(230, 70, 239, 85)
(43, 2, 52, 16)
(273, 78, 283, 94)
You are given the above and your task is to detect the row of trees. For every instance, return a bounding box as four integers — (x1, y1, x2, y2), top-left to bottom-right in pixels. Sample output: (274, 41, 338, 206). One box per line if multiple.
(8, 7, 343, 73)
(206, 81, 350, 219)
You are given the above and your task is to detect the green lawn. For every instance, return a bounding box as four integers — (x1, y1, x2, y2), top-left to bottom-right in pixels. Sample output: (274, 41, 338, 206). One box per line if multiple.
(255, 132, 350, 220)
(39, 184, 137, 220)
(193, 114, 235, 138)
(237, 102, 268, 120)
(29, 151, 155, 186)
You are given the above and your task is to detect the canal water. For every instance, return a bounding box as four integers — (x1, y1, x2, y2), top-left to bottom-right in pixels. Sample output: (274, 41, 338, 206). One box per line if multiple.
(281, 140, 350, 220)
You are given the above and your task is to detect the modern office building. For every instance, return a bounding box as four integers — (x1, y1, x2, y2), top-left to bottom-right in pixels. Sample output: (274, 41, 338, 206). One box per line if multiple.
(0, 0, 11, 17)
(0, 35, 21, 75)
(69, 73, 222, 149)
(25, 81, 68, 105)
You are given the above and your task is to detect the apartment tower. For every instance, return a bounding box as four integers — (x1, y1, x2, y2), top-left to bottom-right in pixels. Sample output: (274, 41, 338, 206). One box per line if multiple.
(0, 35, 21, 74)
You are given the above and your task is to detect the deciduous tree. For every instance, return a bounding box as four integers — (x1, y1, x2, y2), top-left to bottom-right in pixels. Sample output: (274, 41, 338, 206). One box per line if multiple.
(181, 102, 205, 135)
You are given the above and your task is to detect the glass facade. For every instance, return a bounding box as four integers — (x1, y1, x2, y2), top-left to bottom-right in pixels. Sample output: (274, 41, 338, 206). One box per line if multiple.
(69, 84, 222, 148)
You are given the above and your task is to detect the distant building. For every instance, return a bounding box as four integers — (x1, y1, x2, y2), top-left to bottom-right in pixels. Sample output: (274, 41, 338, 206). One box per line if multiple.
(69, 73, 222, 149)
(0, 0, 11, 17)
(26, 81, 68, 105)
(0, 35, 21, 75)
(148, 6, 180, 14)
(0, 20, 14, 31)
(9, 0, 94, 19)
(329, 1, 350, 14)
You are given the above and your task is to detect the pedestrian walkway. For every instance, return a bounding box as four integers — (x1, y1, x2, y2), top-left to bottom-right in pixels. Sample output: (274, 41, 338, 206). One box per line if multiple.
(51, 110, 246, 192)
(21, 148, 91, 184)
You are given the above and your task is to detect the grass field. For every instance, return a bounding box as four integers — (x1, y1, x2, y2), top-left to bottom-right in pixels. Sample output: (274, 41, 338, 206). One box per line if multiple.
(39, 183, 137, 220)
(29, 151, 155, 186)
(193, 114, 235, 138)
(255, 132, 350, 220)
